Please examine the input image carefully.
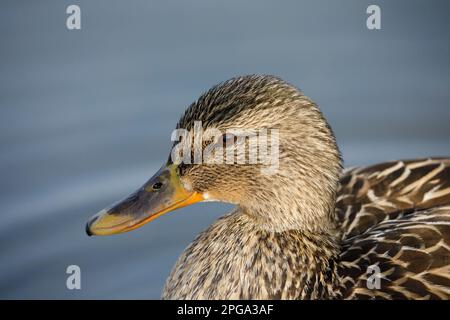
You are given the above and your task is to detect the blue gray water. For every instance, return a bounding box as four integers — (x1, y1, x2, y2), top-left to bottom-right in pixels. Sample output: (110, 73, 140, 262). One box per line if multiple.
(0, 0, 449, 299)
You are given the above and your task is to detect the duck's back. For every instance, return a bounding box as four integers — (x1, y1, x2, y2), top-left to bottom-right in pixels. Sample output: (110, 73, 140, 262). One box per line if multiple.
(336, 157, 450, 299)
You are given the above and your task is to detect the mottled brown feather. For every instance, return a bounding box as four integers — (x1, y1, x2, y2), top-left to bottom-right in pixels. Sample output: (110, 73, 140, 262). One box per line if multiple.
(336, 158, 450, 299)
(160, 75, 450, 300)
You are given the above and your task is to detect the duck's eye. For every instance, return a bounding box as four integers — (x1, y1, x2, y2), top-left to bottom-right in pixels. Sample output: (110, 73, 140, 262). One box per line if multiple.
(152, 182, 163, 190)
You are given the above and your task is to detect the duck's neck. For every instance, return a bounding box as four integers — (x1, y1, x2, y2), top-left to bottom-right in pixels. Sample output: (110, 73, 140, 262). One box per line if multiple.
(243, 214, 342, 299)
(239, 165, 341, 235)
(234, 169, 344, 298)
(163, 210, 342, 299)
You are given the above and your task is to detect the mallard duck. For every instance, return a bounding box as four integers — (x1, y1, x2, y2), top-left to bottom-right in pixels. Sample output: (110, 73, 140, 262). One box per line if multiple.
(86, 75, 450, 299)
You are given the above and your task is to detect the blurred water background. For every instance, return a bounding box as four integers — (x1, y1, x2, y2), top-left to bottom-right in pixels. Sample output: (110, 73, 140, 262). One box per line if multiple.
(0, 0, 449, 299)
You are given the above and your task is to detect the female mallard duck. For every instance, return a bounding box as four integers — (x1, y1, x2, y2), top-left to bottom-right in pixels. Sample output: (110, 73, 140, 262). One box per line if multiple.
(86, 75, 450, 299)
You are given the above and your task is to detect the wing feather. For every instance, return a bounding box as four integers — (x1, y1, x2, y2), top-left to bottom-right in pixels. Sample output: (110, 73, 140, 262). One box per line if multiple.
(336, 158, 450, 299)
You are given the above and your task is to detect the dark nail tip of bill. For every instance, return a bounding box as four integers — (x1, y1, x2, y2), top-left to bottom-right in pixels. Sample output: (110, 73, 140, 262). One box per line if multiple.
(85, 222, 93, 236)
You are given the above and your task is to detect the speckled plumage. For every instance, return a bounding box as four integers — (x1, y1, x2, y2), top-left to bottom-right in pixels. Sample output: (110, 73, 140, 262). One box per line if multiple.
(336, 158, 450, 299)
(161, 75, 450, 299)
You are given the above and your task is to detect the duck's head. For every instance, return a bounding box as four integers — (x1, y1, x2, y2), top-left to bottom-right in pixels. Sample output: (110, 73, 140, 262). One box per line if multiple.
(86, 75, 342, 236)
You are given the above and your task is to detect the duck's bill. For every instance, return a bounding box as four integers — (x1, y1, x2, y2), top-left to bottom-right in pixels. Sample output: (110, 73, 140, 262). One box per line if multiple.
(86, 164, 203, 236)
